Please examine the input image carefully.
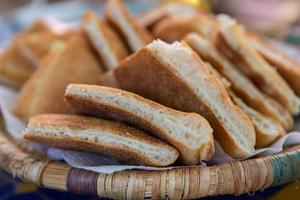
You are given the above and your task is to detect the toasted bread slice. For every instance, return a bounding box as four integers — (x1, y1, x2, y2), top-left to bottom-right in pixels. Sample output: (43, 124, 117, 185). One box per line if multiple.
(153, 17, 201, 42)
(249, 34, 300, 96)
(16, 30, 57, 67)
(104, 0, 153, 52)
(262, 93, 294, 128)
(0, 21, 54, 87)
(115, 40, 256, 158)
(153, 14, 218, 42)
(229, 91, 285, 148)
(82, 11, 128, 70)
(12, 35, 104, 122)
(0, 44, 35, 87)
(65, 84, 214, 165)
(23, 114, 179, 167)
(215, 15, 300, 115)
(204, 60, 285, 147)
(185, 33, 293, 130)
(138, 3, 201, 29)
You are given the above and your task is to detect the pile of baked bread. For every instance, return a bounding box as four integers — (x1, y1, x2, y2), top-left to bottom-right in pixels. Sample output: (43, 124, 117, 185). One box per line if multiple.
(1, 0, 299, 167)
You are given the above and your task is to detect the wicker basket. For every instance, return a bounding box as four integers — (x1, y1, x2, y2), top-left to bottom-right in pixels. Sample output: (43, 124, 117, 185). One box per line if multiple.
(0, 129, 299, 200)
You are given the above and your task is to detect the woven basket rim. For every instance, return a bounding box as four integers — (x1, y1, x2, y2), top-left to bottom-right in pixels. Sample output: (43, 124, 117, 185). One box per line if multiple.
(0, 129, 299, 199)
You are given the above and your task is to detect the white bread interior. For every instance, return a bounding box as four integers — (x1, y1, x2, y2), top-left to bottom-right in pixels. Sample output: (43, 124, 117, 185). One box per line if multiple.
(83, 15, 119, 69)
(229, 92, 285, 148)
(66, 84, 214, 164)
(148, 40, 255, 157)
(114, 9, 144, 51)
(204, 62, 231, 88)
(217, 15, 300, 116)
(105, 0, 148, 51)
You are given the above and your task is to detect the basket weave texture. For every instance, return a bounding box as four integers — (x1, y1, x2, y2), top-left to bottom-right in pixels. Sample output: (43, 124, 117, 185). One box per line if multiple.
(1, 129, 300, 199)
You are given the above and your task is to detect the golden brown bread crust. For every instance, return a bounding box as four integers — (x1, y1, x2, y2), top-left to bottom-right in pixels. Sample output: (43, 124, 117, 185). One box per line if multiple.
(12, 35, 104, 122)
(153, 17, 202, 43)
(153, 14, 218, 42)
(104, 0, 153, 52)
(64, 84, 215, 165)
(23, 114, 179, 167)
(114, 44, 255, 158)
(185, 33, 293, 130)
(215, 17, 300, 115)
(82, 11, 129, 70)
(99, 71, 120, 88)
(249, 33, 300, 97)
(137, 3, 204, 31)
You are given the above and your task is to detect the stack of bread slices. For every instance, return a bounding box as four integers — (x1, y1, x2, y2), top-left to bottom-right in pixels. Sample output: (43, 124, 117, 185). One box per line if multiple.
(1, 0, 299, 167)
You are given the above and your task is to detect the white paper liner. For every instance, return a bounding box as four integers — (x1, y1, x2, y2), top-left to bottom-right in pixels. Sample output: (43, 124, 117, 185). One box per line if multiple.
(0, 85, 26, 138)
(1, 85, 300, 174)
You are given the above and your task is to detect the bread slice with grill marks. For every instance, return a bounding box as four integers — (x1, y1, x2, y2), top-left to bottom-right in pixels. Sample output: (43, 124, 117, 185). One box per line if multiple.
(65, 84, 214, 165)
(114, 39, 256, 158)
(184, 33, 293, 130)
(22, 114, 179, 167)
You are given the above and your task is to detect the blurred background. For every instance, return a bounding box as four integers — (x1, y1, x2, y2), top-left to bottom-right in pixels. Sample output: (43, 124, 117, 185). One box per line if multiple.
(0, 0, 299, 199)
(0, 0, 300, 48)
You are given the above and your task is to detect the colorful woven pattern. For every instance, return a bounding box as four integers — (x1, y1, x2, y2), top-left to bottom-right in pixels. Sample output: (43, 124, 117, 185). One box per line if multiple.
(0, 128, 299, 199)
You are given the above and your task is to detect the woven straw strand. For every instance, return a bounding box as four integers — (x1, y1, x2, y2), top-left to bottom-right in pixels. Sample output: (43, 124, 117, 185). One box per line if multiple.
(41, 161, 70, 191)
(0, 131, 49, 184)
(90, 150, 299, 199)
